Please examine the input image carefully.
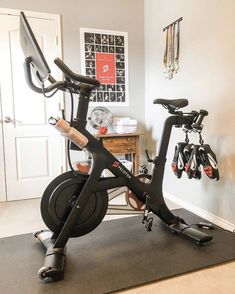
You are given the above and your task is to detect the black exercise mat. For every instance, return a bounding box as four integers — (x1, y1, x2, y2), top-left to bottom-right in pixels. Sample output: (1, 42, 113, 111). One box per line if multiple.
(1, 208, 235, 294)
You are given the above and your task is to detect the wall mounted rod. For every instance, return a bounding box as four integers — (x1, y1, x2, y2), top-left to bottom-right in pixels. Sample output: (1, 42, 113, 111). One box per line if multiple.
(163, 17, 183, 32)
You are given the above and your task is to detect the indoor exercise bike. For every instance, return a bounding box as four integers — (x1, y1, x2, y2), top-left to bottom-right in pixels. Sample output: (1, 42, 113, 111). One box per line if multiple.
(20, 11, 213, 281)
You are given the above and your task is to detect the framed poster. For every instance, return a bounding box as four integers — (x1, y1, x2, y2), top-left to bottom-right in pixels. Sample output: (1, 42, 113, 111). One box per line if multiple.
(80, 28, 129, 106)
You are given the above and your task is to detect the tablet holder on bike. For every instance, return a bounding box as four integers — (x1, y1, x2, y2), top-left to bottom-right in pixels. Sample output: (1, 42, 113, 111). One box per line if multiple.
(20, 11, 213, 281)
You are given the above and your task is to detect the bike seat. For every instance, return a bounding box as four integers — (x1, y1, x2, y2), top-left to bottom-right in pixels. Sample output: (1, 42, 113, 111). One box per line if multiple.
(153, 98, 188, 109)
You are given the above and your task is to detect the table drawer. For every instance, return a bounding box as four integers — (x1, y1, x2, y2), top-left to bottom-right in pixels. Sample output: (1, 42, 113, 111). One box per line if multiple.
(102, 137, 136, 154)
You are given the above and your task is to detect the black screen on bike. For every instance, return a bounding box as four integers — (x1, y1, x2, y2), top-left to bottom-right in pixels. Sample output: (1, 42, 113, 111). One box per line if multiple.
(20, 11, 51, 81)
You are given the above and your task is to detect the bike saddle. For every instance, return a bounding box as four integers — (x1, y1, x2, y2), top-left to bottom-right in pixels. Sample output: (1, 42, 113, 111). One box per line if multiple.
(184, 144, 202, 180)
(153, 98, 188, 113)
(171, 142, 188, 178)
(198, 144, 219, 180)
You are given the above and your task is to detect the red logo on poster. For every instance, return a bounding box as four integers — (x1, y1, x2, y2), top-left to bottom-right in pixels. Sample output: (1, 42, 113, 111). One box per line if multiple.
(96, 53, 115, 84)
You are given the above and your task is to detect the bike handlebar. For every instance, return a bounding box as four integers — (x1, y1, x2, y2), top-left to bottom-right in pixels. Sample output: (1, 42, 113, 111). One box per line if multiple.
(24, 56, 101, 95)
(54, 58, 101, 88)
(192, 109, 208, 130)
(23, 57, 67, 93)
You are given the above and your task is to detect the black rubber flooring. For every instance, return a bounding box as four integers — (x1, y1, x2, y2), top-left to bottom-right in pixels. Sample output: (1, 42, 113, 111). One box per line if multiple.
(1, 208, 235, 294)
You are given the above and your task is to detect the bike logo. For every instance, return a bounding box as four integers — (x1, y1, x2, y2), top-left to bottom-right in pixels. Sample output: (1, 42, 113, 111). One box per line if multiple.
(112, 161, 131, 179)
(112, 161, 120, 168)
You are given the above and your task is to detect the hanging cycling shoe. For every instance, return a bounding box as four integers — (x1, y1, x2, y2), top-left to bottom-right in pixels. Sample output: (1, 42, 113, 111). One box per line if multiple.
(198, 144, 219, 180)
(171, 142, 188, 178)
(184, 144, 202, 179)
(172, 129, 191, 178)
(183, 143, 194, 162)
(183, 143, 194, 177)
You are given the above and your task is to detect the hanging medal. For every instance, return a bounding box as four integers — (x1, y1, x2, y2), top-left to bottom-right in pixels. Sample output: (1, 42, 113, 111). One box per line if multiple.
(174, 21, 180, 73)
(163, 28, 169, 78)
(168, 25, 173, 79)
(163, 17, 182, 79)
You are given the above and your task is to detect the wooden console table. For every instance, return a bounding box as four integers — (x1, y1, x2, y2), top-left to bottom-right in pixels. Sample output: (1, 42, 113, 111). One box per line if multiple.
(97, 132, 142, 174)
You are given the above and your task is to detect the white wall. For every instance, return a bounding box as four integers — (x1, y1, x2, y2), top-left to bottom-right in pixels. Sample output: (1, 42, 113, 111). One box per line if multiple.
(145, 0, 235, 227)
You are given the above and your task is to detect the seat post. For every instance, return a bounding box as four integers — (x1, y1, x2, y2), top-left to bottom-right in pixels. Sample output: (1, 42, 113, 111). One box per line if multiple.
(157, 116, 178, 160)
(157, 114, 195, 160)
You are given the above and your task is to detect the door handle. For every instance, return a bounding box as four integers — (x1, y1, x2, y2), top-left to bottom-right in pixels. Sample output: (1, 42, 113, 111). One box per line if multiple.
(4, 116, 21, 124)
(4, 116, 12, 123)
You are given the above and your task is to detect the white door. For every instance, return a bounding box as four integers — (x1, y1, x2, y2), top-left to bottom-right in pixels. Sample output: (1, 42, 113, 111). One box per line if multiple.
(0, 10, 64, 201)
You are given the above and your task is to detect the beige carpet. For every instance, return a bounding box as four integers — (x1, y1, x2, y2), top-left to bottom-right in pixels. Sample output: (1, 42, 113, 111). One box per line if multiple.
(120, 262, 235, 294)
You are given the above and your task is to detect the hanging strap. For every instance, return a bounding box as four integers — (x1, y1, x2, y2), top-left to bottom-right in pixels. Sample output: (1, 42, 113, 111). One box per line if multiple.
(163, 28, 169, 77)
(167, 25, 173, 79)
(174, 21, 180, 73)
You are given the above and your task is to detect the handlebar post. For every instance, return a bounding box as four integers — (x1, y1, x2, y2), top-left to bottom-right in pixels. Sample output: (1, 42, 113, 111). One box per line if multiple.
(74, 84, 93, 128)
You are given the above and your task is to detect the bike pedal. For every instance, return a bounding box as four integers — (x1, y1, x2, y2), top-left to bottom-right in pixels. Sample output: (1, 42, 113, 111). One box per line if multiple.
(144, 217, 153, 231)
(141, 193, 153, 231)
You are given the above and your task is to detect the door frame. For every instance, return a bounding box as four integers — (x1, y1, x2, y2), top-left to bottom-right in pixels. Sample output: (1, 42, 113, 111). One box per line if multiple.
(0, 8, 66, 202)
(0, 84, 6, 202)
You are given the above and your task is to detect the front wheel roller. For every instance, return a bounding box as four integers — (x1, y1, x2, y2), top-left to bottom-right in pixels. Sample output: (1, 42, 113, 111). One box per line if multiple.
(38, 267, 50, 280)
(38, 266, 63, 281)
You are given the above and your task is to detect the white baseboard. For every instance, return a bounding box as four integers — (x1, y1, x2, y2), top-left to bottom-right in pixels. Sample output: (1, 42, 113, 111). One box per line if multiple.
(165, 192, 235, 232)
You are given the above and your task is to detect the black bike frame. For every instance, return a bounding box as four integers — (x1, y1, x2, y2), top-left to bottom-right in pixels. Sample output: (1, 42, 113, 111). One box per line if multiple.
(20, 12, 213, 280)
(53, 85, 197, 248)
